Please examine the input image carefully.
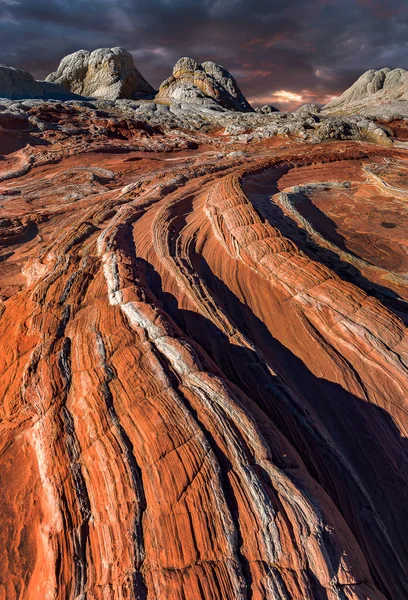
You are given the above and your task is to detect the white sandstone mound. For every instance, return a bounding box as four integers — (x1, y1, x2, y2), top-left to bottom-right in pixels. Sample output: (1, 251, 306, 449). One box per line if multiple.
(0, 65, 81, 100)
(46, 47, 155, 101)
(157, 57, 253, 112)
(323, 68, 408, 117)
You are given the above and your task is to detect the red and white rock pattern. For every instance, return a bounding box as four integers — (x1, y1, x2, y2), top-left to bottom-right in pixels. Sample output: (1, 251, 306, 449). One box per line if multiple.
(0, 100, 407, 600)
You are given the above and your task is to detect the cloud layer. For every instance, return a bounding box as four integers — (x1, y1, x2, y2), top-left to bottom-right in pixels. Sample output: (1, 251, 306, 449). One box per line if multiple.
(1, 0, 407, 109)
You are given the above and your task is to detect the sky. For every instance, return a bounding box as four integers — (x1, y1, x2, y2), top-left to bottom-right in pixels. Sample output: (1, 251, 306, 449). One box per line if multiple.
(1, 0, 407, 109)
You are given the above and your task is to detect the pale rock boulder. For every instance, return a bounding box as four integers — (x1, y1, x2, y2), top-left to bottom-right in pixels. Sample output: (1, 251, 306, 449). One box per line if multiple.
(323, 68, 408, 116)
(46, 47, 155, 100)
(295, 103, 321, 114)
(255, 104, 279, 114)
(0, 65, 80, 100)
(157, 57, 253, 112)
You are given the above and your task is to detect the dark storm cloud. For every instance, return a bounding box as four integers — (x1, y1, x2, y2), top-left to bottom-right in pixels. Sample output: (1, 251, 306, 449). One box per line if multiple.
(1, 0, 407, 108)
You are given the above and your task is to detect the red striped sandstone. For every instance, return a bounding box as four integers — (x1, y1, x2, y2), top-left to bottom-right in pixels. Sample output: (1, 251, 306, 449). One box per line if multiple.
(0, 102, 407, 600)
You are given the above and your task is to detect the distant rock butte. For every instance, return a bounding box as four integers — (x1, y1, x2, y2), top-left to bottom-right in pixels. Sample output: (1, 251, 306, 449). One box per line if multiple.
(157, 56, 253, 111)
(46, 47, 155, 101)
(0, 65, 81, 100)
(324, 68, 408, 116)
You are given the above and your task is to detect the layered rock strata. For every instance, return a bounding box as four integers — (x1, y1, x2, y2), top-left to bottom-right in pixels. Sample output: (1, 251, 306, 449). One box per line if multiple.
(0, 98, 407, 600)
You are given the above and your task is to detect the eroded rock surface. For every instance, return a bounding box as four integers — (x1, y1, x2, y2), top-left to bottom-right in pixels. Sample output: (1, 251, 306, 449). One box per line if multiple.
(0, 65, 81, 101)
(255, 104, 279, 114)
(157, 57, 253, 111)
(324, 68, 408, 117)
(295, 102, 321, 114)
(0, 98, 407, 600)
(46, 47, 155, 100)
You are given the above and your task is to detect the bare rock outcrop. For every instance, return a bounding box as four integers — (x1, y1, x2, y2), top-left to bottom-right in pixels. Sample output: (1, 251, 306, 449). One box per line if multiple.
(295, 102, 321, 114)
(0, 65, 81, 100)
(157, 57, 253, 111)
(46, 47, 155, 100)
(255, 104, 279, 114)
(324, 68, 408, 116)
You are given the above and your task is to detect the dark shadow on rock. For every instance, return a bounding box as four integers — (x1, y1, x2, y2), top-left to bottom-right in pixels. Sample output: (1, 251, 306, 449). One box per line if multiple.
(0, 131, 51, 157)
(289, 188, 359, 253)
(243, 170, 408, 324)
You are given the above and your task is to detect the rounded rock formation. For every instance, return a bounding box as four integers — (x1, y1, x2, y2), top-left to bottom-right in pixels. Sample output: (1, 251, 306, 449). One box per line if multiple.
(255, 104, 279, 114)
(0, 64, 81, 100)
(157, 57, 253, 112)
(295, 102, 321, 114)
(46, 47, 155, 101)
(323, 68, 408, 116)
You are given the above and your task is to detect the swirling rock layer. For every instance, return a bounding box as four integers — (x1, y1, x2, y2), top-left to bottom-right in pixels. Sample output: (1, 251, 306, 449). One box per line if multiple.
(0, 101, 407, 600)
